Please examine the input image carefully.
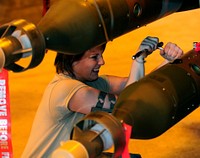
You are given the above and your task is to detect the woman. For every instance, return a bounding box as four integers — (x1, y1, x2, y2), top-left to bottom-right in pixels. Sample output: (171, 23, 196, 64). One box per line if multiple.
(22, 36, 183, 157)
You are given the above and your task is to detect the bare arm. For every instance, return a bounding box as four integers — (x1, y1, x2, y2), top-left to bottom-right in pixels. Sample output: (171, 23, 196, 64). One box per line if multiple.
(68, 39, 183, 115)
(68, 75, 129, 114)
(153, 42, 183, 70)
(126, 39, 184, 87)
(125, 56, 145, 87)
(105, 56, 145, 91)
(68, 57, 146, 114)
(68, 86, 115, 114)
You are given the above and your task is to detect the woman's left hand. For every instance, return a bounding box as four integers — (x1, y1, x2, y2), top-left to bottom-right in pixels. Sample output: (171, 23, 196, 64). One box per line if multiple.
(160, 42, 183, 61)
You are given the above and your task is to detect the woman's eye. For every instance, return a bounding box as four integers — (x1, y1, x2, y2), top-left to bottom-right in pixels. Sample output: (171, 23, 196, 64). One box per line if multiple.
(90, 55, 98, 60)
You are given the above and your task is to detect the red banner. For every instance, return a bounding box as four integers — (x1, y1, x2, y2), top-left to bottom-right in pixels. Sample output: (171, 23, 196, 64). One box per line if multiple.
(42, 0, 50, 16)
(0, 69, 13, 158)
(121, 123, 132, 158)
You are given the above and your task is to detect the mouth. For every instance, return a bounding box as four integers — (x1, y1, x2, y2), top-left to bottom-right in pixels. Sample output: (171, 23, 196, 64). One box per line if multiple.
(93, 68, 100, 73)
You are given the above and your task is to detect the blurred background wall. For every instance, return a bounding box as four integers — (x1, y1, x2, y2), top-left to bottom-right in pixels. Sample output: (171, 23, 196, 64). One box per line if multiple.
(0, 0, 43, 24)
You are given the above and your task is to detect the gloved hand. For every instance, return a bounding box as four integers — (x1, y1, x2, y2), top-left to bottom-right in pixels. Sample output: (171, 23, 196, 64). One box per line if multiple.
(137, 36, 159, 58)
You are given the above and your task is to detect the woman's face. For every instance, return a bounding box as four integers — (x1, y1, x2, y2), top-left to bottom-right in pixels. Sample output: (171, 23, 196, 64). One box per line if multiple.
(72, 45, 105, 81)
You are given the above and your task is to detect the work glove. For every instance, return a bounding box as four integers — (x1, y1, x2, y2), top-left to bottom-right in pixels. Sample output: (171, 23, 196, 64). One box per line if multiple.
(138, 36, 159, 58)
(132, 36, 161, 60)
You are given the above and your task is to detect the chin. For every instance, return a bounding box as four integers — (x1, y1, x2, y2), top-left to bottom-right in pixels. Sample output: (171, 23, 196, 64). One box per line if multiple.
(87, 76, 98, 82)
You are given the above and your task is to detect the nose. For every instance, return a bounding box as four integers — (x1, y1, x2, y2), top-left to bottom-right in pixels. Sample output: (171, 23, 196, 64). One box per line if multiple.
(98, 56, 105, 65)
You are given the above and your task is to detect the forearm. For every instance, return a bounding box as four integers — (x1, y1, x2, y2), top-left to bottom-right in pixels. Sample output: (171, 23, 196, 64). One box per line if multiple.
(69, 87, 117, 114)
(125, 56, 145, 87)
(124, 36, 159, 87)
(156, 59, 169, 69)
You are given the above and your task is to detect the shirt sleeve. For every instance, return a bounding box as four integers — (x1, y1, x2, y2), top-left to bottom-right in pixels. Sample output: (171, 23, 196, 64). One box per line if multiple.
(84, 75, 110, 92)
(49, 78, 87, 119)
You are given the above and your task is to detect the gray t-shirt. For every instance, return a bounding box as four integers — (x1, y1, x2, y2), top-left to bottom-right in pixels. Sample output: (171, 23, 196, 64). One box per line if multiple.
(21, 73, 110, 158)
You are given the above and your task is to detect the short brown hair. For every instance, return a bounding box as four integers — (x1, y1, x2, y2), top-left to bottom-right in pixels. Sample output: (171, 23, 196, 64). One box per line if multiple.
(54, 43, 106, 78)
